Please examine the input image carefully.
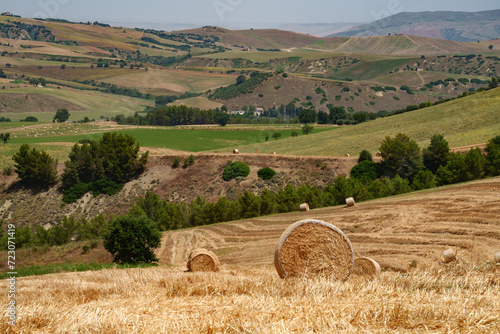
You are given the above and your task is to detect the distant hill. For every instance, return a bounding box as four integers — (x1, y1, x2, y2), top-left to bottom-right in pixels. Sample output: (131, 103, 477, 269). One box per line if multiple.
(330, 9, 500, 42)
(277, 23, 360, 37)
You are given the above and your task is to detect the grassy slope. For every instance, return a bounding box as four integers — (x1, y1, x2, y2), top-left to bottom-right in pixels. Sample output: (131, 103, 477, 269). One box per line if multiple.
(211, 87, 500, 156)
(0, 87, 153, 122)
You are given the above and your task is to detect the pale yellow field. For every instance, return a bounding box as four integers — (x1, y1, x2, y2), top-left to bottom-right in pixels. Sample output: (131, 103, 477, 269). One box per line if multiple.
(0, 178, 499, 333)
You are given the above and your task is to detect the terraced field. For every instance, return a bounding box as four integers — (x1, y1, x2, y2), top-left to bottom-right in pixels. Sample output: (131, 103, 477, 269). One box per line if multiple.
(158, 177, 500, 272)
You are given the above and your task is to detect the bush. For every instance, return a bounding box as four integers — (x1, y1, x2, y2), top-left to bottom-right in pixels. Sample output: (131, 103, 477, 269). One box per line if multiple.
(222, 161, 250, 181)
(103, 215, 161, 264)
(183, 155, 194, 168)
(172, 157, 180, 168)
(350, 160, 379, 183)
(257, 167, 276, 180)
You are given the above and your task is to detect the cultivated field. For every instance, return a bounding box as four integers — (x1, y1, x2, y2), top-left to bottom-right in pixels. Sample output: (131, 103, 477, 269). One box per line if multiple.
(1, 177, 498, 333)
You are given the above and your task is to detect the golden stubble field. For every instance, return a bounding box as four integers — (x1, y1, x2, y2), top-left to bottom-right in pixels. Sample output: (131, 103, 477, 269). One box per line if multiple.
(1, 178, 499, 333)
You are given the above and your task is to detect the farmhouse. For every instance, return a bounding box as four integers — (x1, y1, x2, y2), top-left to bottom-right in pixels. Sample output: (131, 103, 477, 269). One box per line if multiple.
(255, 108, 264, 116)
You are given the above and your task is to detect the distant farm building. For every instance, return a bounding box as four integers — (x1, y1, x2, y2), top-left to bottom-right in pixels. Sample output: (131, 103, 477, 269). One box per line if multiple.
(255, 108, 264, 116)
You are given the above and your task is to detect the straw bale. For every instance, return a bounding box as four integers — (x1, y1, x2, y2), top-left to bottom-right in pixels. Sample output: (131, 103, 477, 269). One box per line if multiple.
(442, 248, 456, 263)
(345, 197, 355, 207)
(495, 252, 500, 264)
(233, 149, 239, 154)
(274, 219, 353, 280)
(187, 248, 220, 272)
(300, 203, 310, 212)
(271, 152, 276, 155)
(351, 257, 381, 279)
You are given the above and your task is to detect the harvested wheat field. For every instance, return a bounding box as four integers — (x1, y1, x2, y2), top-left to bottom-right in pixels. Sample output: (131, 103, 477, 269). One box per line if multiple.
(1, 178, 499, 333)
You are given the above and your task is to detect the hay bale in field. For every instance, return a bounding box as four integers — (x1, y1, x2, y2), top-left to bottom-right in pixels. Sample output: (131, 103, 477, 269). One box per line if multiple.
(345, 197, 355, 207)
(300, 203, 310, 212)
(495, 252, 500, 264)
(352, 257, 381, 279)
(274, 219, 354, 280)
(344, 153, 350, 157)
(233, 149, 239, 154)
(271, 152, 276, 155)
(442, 248, 456, 263)
(187, 248, 220, 272)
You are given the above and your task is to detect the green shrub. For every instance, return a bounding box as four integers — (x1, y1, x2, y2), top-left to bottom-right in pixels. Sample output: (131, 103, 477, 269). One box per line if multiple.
(350, 160, 379, 182)
(183, 155, 195, 168)
(358, 149, 373, 163)
(222, 161, 250, 181)
(257, 167, 276, 180)
(172, 157, 180, 168)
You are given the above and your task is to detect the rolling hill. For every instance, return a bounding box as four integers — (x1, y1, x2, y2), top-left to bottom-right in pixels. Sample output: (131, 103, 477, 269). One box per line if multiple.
(211, 87, 500, 156)
(331, 9, 500, 42)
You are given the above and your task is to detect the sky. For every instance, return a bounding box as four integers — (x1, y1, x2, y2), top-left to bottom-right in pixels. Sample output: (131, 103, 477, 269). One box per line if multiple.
(2, 0, 499, 30)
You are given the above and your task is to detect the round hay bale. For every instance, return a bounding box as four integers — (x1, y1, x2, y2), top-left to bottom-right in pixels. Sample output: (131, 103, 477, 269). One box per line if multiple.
(442, 248, 456, 263)
(352, 257, 381, 279)
(233, 149, 239, 154)
(345, 197, 355, 207)
(495, 252, 500, 264)
(300, 203, 310, 212)
(344, 153, 350, 157)
(271, 151, 276, 155)
(187, 248, 220, 272)
(274, 219, 354, 280)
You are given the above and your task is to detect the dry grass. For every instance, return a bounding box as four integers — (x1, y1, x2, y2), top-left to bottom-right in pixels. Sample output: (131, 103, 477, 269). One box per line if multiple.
(0, 262, 498, 333)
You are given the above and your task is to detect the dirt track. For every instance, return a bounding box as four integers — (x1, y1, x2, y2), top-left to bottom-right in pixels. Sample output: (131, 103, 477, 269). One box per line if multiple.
(157, 177, 500, 272)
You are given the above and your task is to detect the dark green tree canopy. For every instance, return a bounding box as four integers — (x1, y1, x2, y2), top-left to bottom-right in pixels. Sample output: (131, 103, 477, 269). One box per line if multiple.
(423, 134, 450, 173)
(12, 144, 58, 187)
(62, 132, 149, 190)
(103, 215, 161, 264)
(379, 133, 422, 180)
(53, 108, 70, 123)
(298, 109, 317, 125)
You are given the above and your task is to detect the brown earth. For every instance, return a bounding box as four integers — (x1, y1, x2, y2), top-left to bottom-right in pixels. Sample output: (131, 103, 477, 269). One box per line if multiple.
(157, 177, 500, 273)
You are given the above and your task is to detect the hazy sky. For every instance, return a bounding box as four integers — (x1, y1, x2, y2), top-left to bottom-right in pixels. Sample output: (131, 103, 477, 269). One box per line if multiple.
(3, 0, 499, 29)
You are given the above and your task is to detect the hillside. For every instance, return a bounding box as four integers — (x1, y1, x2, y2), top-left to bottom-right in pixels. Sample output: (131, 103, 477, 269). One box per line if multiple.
(0, 154, 359, 227)
(331, 9, 500, 42)
(211, 87, 500, 156)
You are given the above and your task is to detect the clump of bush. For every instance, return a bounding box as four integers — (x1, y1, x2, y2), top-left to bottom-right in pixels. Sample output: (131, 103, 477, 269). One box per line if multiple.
(222, 161, 250, 181)
(257, 167, 276, 180)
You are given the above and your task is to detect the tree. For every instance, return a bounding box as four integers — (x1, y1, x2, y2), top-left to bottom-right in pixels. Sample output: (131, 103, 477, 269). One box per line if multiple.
(103, 215, 161, 264)
(0, 132, 10, 144)
(236, 75, 246, 85)
(379, 133, 422, 180)
(62, 132, 148, 193)
(214, 112, 230, 126)
(358, 149, 373, 163)
(489, 45, 494, 50)
(0, 69, 6, 78)
(12, 144, 58, 187)
(53, 108, 70, 123)
(423, 134, 450, 173)
(298, 109, 316, 125)
(272, 132, 282, 140)
(485, 135, 500, 176)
